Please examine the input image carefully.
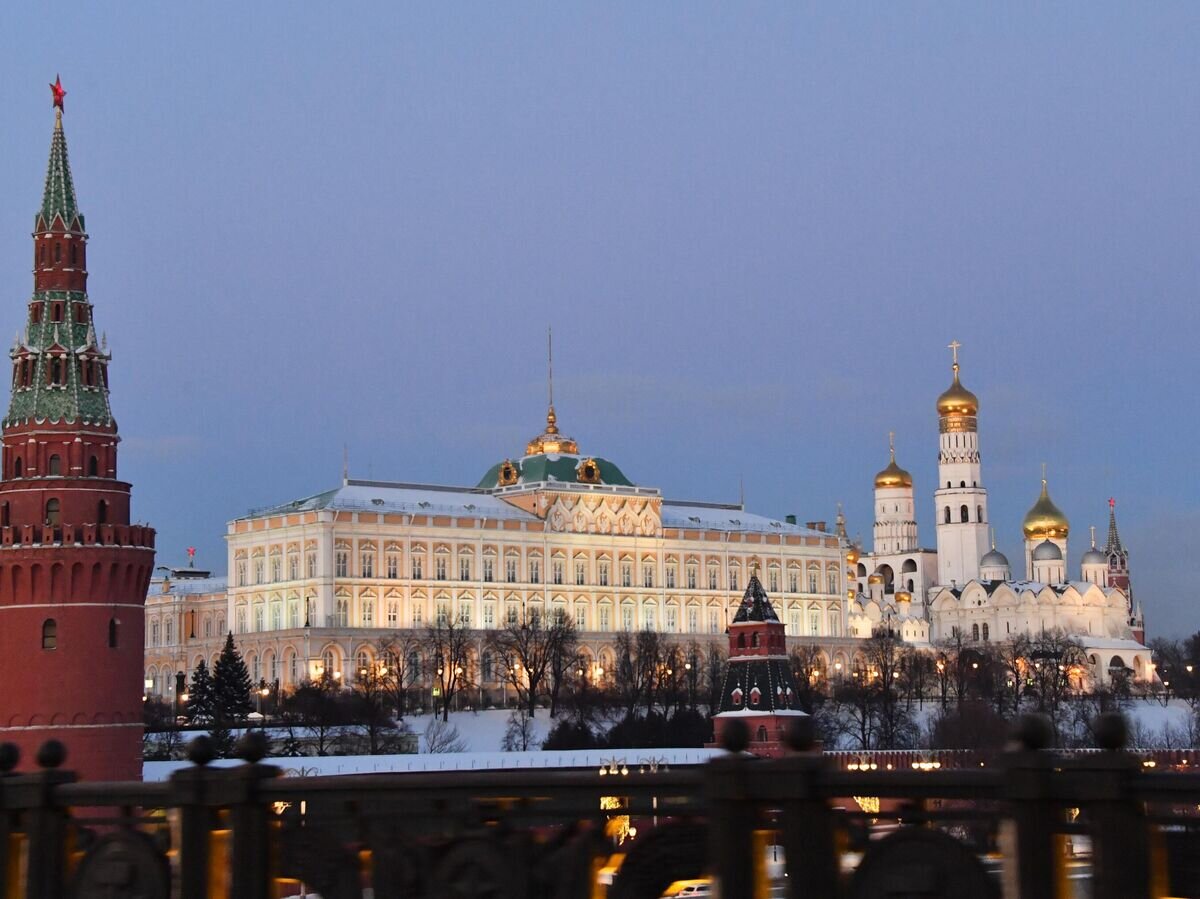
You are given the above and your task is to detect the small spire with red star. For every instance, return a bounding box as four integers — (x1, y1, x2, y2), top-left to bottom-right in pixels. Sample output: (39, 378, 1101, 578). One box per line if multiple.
(50, 75, 66, 111)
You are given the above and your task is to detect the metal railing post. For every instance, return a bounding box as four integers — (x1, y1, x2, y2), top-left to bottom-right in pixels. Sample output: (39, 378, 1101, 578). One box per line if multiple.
(1081, 713, 1151, 899)
(1000, 715, 1059, 899)
(18, 741, 73, 899)
(777, 720, 839, 899)
(0, 744, 18, 899)
(228, 733, 279, 899)
(170, 736, 218, 899)
(706, 720, 756, 899)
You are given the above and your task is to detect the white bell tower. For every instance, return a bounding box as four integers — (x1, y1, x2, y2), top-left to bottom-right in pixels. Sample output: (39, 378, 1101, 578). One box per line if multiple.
(933, 341, 990, 586)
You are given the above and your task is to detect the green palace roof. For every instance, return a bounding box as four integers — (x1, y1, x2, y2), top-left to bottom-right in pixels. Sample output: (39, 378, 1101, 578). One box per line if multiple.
(477, 453, 634, 489)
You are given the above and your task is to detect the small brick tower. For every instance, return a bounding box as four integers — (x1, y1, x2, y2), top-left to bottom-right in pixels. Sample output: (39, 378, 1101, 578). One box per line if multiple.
(0, 79, 156, 780)
(712, 572, 806, 758)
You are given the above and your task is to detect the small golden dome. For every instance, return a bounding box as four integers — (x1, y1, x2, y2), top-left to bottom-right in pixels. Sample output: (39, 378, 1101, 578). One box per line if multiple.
(874, 434, 912, 489)
(525, 404, 580, 456)
(874, 458, 912, 489)
(1023, 478, 1070, 539)
(936, 368, 979, 417)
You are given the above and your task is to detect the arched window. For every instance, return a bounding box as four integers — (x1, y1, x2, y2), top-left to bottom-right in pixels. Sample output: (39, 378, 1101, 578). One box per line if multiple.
(108, 618, 118, 648)
(88, 455, 98, 476)
(44, 498, 60, 526)
(971, 623, 979, 641)
(42, 619, 57, 650)
(97, 500, 107, 524)
(70, 244, 77, 265)
(976, 505, 983, 523)
(960, 480, 966, 488)
(54, 242, 61, 263)
(50, 358, 62, 384)
(751, 632, 760, 648)
(960, 505, 969, 523)
(737, 632, 745, 648)
(39, 245, 46, 265)
(943, 506, 951, 524)
(756, 725, 768, 743)
(982, 623, 989, 642)
(48, 455, 61, 476)
(13, 457, 22, 478)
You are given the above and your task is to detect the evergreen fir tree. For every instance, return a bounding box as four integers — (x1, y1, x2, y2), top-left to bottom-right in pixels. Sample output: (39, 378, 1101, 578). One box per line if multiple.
(187, 659, 217, 724)
(212, 632, 253, 723)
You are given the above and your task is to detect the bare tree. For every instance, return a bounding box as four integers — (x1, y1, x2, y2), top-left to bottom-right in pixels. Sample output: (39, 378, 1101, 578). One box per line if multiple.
(612, 630, 662, 720)
(426, 613, 474, 721)
(702, 643, 727, 715)
(489, 612, 555, 718)
(424, 717, 467, 753)
(788, 643, 828, 713)
(545, 611, 580, 718)
(502, 708, 537, 751)
(348, 664, 400, 754)
(376, 634, 421, 718)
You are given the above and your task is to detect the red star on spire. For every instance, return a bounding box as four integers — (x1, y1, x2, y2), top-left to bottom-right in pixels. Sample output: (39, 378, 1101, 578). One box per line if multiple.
(50, 75, 66, 111)
(1109, 497, 1115, 509)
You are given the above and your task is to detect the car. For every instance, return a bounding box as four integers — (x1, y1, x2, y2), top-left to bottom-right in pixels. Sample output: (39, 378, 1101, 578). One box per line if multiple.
(660, 879, 713, 897)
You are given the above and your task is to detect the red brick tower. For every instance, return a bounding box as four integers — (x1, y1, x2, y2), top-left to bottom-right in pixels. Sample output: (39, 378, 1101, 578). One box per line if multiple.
(0, 79, 156, 780)
(711, 573, 807, 758)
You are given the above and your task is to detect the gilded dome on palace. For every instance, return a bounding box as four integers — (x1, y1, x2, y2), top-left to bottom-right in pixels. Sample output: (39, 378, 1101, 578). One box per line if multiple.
(936, 368, 979, 418)
(1023, 479, 1070, 539)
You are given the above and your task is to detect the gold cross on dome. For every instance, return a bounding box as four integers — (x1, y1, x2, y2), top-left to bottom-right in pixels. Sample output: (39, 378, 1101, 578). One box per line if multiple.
(948, 340, 961, 365)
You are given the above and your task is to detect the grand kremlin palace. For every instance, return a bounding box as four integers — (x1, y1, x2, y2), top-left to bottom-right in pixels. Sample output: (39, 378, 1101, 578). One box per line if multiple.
(142, 404, 849, 699)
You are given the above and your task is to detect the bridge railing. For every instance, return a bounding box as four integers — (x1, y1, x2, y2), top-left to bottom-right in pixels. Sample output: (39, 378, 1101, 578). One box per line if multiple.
(1, 713, 1198, 898)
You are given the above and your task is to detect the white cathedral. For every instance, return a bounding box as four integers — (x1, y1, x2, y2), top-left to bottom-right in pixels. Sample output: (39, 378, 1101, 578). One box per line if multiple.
(848, 344, 1151, 684)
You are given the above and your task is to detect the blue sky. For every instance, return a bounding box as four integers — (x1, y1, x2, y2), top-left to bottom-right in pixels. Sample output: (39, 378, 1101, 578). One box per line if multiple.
(0, 4, 1196, 635)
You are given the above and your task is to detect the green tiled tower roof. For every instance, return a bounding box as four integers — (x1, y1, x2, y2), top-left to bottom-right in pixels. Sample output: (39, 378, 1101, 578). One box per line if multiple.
(6, 108, 112, 428)
(36, 110, 83, 232)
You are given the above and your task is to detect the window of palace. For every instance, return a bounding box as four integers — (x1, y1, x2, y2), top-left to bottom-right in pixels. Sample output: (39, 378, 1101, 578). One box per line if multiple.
(435, 557, 447, 580)
(729, 570, 739, 592)
(412, 604, 423, 627)
(575, 606, 586, 630)
(808, 570, 819, 593)
(666, 565, 676, 588)
(552, 561, 563, 585)
(483, 558, 494, 582)
(827, 571, 838, 594)
(709, 610, 720, 634)
(789, 611, 800, 635)
(270, 604, 281, 630)
(436, 603, 450, 627)
(335, 598, 348, 627)
(507, 605, 518, 627)
(665, 606, 677, 632)
(809, 611, 820, 636)
(643, 564, 654, 589)
(506, 557, 517, 583)
(687, 565, 697, 589)
(412, 556, 423, 579)
(621, 563, 632, 588)
(484, 604, 495, 628)
(307, 552, 317, 578)
(460, 604, 472, 627)
(335, 551, 348, 578)
(271, 556, 281, 582)
(386, 552, 399, 579)
(362, 600, 374, 627)
(387, 602, 398, 625)
(253, 559, 264, 584)
(599, 606, 611, 631)
(530, 560, 540, 584)
(288, 553, 299, 581)
(287, 601, 299, 629)
(599, 562, 610, 586)
(459, 557, 471, 581)
(361, 551, 374, 578)
(687, 608, 698, 633)
(622, 605, 634, 631)
(575, 561, 585, 586)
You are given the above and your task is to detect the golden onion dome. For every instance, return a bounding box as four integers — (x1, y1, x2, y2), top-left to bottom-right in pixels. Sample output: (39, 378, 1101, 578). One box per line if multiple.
(874, 435, 913, 489)
(936, 367, 979, 418)
(874, 457, 913, 489)
(1023, 478, 1070, 540)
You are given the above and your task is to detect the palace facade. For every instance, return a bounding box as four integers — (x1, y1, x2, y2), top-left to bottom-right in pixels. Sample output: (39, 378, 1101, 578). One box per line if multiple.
(144, 404, 851, 701)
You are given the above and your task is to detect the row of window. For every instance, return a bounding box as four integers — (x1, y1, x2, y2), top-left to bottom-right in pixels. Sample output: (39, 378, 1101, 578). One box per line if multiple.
(36, 241, 80, 267)
(9, 454, 104, 481)
(13, 356, 106, 390)
(218, 595, 844, 638)
(28, 299, 89, 325)
(40, 617, 119, 650)
(943, 504, 985, 525)
(237, 550, 839, 595)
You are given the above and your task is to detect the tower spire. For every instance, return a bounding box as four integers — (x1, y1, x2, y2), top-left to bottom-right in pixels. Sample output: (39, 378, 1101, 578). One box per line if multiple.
(545, 326, 557, 435)
(1104, 497, 1125, 554)
(39, 76, 81, 232)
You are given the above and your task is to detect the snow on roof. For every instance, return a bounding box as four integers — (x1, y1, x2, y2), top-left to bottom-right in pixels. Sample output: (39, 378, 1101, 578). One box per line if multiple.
(150, 576, 228, 596)
(240, 480, 540, 523)
(662, 501, 827, 537)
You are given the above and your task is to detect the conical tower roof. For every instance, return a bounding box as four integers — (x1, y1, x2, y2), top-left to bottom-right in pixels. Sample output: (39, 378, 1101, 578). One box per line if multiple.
(732, 574, 780, 623)
(36, 81, 82, 232)
(1104, 498, 1126, 555)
